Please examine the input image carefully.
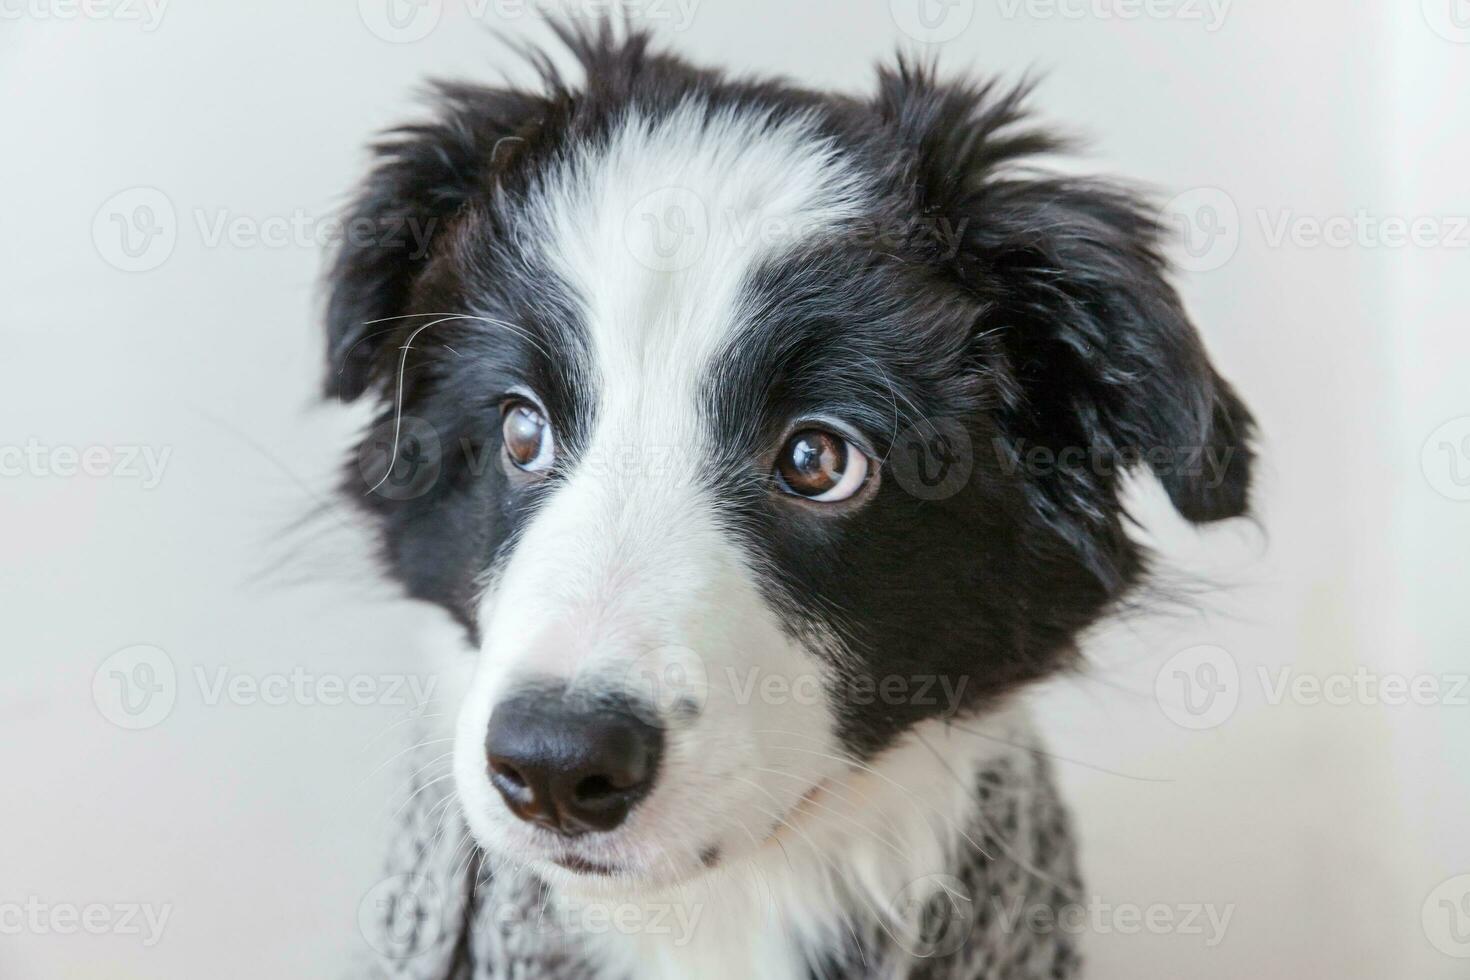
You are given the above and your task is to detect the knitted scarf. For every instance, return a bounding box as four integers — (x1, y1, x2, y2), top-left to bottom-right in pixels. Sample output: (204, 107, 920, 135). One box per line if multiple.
(361, 740, 1083, 980)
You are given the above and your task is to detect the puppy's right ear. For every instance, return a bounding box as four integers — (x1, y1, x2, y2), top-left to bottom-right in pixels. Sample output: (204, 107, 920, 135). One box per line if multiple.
(324, 83, 552, 401)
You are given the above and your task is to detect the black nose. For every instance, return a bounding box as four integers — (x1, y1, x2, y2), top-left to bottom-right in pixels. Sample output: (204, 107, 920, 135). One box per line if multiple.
(484, 686, 663, 836)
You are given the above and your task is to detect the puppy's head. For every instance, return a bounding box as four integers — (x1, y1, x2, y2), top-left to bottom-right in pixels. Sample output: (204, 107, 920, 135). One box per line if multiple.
(326, 27, 1253, 890)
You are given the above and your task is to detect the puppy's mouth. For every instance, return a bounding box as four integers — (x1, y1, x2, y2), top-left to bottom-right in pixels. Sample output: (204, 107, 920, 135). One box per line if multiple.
(544, 776, 837, 880)
(761, 777, 838, 843)
(551, 853, 622, 876)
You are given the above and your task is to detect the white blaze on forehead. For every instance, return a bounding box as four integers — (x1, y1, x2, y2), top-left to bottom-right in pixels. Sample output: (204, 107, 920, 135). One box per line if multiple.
(466, 101, 874, 684)
(531, 100, 871, 445)
(452, 105, 865, 893)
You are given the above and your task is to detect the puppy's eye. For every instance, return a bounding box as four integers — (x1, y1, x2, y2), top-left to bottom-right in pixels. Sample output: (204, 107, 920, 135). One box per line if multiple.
(501, 399, 554, 473)
(774, 429, 871, 503)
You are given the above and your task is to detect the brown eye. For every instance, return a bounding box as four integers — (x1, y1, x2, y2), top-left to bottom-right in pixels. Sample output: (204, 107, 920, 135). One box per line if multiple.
(775, 429, 871, 502)
(502, 398, 554, 473)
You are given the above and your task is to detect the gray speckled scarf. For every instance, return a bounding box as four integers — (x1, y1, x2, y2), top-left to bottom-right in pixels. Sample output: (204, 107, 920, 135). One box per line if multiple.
(361, 744, 1082, 980)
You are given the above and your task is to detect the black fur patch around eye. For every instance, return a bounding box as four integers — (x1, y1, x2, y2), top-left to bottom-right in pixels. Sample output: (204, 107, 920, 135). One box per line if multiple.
(341, 256, 596, 634)
(701, 246, 1121, 758)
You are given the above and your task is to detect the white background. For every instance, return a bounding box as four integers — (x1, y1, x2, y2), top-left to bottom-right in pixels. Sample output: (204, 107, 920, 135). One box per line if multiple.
(3, 2, 1468, 977)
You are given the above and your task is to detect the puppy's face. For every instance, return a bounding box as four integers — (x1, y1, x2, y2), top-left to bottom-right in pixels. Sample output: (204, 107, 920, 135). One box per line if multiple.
(327, 34, 1253, 890)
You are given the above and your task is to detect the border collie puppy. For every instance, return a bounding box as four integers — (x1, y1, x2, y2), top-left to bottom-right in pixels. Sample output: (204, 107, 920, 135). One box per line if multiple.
(329, 24, 1254, 980)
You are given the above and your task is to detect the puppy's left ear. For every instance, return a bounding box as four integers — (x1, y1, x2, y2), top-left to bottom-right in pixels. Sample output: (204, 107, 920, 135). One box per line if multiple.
(875, 64, 1255, 524)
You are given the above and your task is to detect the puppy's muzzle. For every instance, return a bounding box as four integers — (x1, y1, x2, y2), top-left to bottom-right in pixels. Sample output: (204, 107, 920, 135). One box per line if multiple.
(484, 684, 664, 836)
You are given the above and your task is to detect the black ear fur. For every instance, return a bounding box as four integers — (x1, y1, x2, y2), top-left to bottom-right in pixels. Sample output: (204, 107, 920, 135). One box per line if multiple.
(324, 82, 553, 401)
(876, 62, 1254, 525)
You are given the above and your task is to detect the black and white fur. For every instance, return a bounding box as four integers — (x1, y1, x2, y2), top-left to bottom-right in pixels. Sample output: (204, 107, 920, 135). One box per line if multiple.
(327, 24, 1254, 980)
